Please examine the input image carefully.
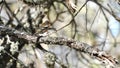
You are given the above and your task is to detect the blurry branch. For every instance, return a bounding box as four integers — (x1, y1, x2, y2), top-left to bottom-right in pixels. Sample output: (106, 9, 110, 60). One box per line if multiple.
(65, 0, 77, 13)
(2, 0, 25, 30)
(54, 0, 87, 38)
(0, 25, 118, 67)
(89, 0, 120, 48)
(91, 0, 120, 22)
(107, 4, 120, 21)
(62, 2, 77, 38)
(100, 7, 109, 50)
(74, 0, 88, 17)
(89, 8, 100, 30)
(2, 50, 26, 67)
(85, 3, 88, 31)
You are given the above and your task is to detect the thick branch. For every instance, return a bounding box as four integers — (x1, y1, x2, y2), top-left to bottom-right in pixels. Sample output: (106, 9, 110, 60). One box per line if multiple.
(0, 25, 118, 67)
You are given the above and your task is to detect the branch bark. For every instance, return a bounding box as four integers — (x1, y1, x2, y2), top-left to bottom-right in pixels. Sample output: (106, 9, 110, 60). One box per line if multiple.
(0, 25, 118, 67)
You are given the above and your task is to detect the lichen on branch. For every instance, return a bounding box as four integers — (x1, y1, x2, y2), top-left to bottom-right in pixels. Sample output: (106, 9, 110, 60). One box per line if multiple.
(0, 25, 118, 67)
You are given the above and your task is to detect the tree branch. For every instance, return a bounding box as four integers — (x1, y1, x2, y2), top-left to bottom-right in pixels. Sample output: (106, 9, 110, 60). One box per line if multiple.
(0, 25, 118, 67)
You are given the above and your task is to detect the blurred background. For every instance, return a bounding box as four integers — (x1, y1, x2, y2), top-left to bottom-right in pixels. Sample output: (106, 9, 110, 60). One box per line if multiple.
(0, 0, 120, 68)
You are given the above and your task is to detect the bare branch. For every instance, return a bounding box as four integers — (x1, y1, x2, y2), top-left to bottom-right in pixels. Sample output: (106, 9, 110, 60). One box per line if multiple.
(0, 25, 118, 67)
